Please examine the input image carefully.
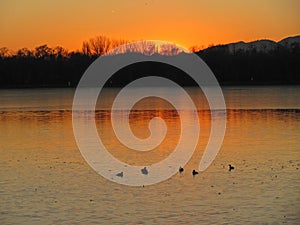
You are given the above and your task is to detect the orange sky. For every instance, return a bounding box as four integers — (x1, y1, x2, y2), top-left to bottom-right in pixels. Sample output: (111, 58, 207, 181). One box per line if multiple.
(0, 0, 299, 51)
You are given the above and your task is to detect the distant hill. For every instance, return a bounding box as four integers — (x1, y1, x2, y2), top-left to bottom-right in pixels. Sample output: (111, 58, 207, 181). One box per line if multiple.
(196, 35, 300, 85)
(201, 35, 300, 54)
(278, 36, 300, 49)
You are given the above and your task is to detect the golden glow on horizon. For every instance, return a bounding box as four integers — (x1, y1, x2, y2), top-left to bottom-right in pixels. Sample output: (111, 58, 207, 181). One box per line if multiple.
(0, 0, 299, 51)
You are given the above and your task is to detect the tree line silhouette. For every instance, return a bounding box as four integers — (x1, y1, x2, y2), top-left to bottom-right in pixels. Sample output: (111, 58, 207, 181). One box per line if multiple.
(0, 35, 299, 88)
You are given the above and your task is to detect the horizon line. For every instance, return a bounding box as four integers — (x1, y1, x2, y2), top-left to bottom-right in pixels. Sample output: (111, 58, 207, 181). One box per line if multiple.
(1, 34, 299, 53)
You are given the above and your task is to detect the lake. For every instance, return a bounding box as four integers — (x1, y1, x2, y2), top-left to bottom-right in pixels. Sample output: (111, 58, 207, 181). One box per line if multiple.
(0, 86, 299, 224)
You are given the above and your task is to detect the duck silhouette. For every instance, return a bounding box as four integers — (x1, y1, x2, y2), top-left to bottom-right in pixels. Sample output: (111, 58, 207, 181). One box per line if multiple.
(179, 166, 184, 174)
(228, 164, 235, 171)
(192, 170, 199, 176)
(141, 167, 148, 175)
(116, 172, 123, 177)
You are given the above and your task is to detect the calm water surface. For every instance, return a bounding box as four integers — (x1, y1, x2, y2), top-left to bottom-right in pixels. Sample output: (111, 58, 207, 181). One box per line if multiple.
(0, 86, 299, 224)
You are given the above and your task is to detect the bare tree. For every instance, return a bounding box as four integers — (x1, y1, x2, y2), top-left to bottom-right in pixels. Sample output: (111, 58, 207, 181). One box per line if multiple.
(82, 36, 186, 56)
(53, 46, 68, 58)
(82, 36, 130, 56)
(17, 48, 33, 57)
(159, 44, 182, 56)
(34, 45, 53, 59)
(89, 36, 111, 56)
(0, 47, 13, 58)
(111, 38, 128, 49)
(139, 41, 157, 55)
(82, 41, 91, 56)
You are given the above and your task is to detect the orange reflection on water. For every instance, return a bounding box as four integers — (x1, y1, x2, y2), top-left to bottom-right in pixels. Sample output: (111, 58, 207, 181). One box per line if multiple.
(96, 107, 211, 166)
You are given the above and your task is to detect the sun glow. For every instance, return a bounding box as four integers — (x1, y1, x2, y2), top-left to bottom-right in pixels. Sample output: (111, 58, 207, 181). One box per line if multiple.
(0, 0, 299, 51)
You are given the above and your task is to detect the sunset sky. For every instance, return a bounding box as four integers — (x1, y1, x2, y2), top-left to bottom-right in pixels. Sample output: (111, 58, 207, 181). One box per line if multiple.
(1, 0, 299, 51)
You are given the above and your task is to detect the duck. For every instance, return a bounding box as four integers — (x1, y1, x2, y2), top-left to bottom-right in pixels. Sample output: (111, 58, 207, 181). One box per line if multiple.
(192, 170, 199, 176)
(179, 166, 184, 174)
(141, 167, 148, 175)
(228, 164, 235, 171)
(116, 172, 123, 177)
